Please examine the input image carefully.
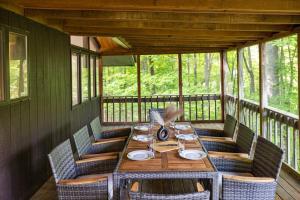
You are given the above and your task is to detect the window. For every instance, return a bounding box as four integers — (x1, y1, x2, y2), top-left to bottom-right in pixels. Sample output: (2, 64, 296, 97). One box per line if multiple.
(81, 54, 89, 102)
(224, 50, 238, 96)
(240, 45, 260, 102)
(140, 54, 178, 96)
(182, 53, 220, 95)
(103, 64, 137, 96)
(95, 57, 100, 96)
(264, 34, 298, 114)
(0, 31, 4, 101)
(9, 32, 28, 99)
(90, 56, 96, 98)
(72, 53, 80, 106)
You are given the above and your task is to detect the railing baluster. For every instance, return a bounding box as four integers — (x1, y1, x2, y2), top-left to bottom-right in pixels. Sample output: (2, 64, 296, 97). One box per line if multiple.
(144, 96, 147, 122)
(214, 94, 217, 120)
(208, 94, 211, 120)
(125, 97, 127, 122)
(286, 124, 290, 164)
(189, 95, 191, 121)
(112, 97, 115, 122)
(119, 97, 121, 122)
(106, 99, 109, 122)
(131, 96, 134, 122)
(195, 95, 198, 120)
(201, 95, 204, 120)
(150, 96, 153, 109)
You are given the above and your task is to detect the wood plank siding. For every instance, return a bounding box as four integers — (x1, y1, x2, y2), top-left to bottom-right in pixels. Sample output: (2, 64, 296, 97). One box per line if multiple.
(0, 8, 100, 200)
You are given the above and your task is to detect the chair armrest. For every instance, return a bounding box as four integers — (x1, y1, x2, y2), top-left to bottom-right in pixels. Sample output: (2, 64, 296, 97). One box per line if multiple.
(200, 137, 234, 144)
(93, 136, 127, 145)
(101, 127, 131, 138)
(102, 127, 130, 134)
(208, 151, 249, 159)
(76, 155, 118, 164)
(210, 156, 252, 172)
(80, 152, 119, 159)
(58, 176, 108, 185)
(195, 128, 224, 137)
(223, 175, 275, 183)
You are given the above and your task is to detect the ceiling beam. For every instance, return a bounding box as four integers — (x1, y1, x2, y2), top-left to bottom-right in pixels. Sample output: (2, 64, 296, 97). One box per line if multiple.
(15, 0, 300, 14)
(64, 27, 272, 38)
(50, 19, 293, 32)
(101, 47, 223, 56)
(25, 9, 300, 25)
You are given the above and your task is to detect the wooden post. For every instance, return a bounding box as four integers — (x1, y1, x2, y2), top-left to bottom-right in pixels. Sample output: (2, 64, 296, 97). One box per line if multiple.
(137, 55, 142, 122)
(99, 56, 104, 123)
(259, 43, 267, 137)
(220, 51, 225, 122)
(178, 54, 184, 121)
(237, 48, 241, 123)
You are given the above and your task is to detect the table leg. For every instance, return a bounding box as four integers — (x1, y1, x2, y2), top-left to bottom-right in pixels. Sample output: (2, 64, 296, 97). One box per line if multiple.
(113, 174, 120, 200)
(211, 173, 220, 200)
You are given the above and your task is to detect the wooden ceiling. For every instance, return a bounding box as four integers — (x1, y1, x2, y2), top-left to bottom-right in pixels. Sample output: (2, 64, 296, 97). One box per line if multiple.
(4, 0, 300, 55)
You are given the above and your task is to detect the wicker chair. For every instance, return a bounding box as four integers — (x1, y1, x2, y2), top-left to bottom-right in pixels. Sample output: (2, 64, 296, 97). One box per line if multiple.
(202, 123, 255, 158)
(196, 114, 237, 138)
(128, 179, 210, 200)
(149, 108, 165, 123)
(220, 136, 284, 200)
(73, 126, 120, 171)
(48, 139, 112, 200)
(90, 116, 131, 140)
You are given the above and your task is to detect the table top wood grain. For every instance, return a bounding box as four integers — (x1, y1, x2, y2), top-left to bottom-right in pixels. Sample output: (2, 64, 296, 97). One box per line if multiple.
(118, 123, 215, 172)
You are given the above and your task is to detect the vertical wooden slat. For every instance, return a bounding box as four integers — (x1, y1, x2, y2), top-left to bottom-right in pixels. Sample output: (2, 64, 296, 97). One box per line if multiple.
(259, 43, 267, 137)
(99, 57, 104, 123)
(220, 51, 225, 122)
(125, 96, 127, 122)
(137, 55, 141, 122)
(237, 48, 242, 124)
(178, 54, 184, 121)
(208, 94, 211, 120)
(286, 124, 290, 164)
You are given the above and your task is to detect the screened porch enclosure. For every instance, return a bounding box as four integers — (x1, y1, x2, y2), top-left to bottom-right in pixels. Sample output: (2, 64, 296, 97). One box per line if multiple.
(100, 39, 300, 173)
(1, 1, 300, 200)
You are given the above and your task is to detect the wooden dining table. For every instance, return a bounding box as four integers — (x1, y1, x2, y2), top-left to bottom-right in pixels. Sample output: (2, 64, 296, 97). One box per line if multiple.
(113, 123, 219, 200)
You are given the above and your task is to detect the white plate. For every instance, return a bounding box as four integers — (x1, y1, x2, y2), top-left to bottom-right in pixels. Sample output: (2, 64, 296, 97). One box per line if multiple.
(175, 124, 191, 130)
(179, 150, 207, 160)
(127, 150, 154, 161)
(134, 125, 149, 131)
(176, 134, 198, 141)
(132, 134, 153, 142)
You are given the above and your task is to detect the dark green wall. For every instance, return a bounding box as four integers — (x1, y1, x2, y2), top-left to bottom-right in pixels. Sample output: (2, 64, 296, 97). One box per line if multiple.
(0, 8, 100, 200)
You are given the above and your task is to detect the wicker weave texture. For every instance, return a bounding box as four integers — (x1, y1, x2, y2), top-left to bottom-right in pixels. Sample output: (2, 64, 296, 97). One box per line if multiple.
(222, 178, 277, 200)
(73, 126, 93, 157)
(57, 181, 108, 200)
(128, 179, 210, 200)
(252, 136, 284, 179)
(235, 124, 255, 154)
(223, 114, 237, 138)
(48, 140, 77, 183)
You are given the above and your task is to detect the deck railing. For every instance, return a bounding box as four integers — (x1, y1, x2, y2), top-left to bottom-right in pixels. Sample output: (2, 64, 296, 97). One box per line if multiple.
(225, 95, 300, 172)
(102, 94, 222, 124)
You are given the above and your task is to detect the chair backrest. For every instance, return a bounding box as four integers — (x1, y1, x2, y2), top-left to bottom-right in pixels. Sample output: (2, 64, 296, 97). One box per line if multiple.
(223, 114, 237, 138)
(73, 126, 93, 157)
(236, 123, 255, 154)
(252, 136, 284, 179)
(149, 108, 165, 123)
(90, 116, 102, 140)
(48, 139, 77, 183)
